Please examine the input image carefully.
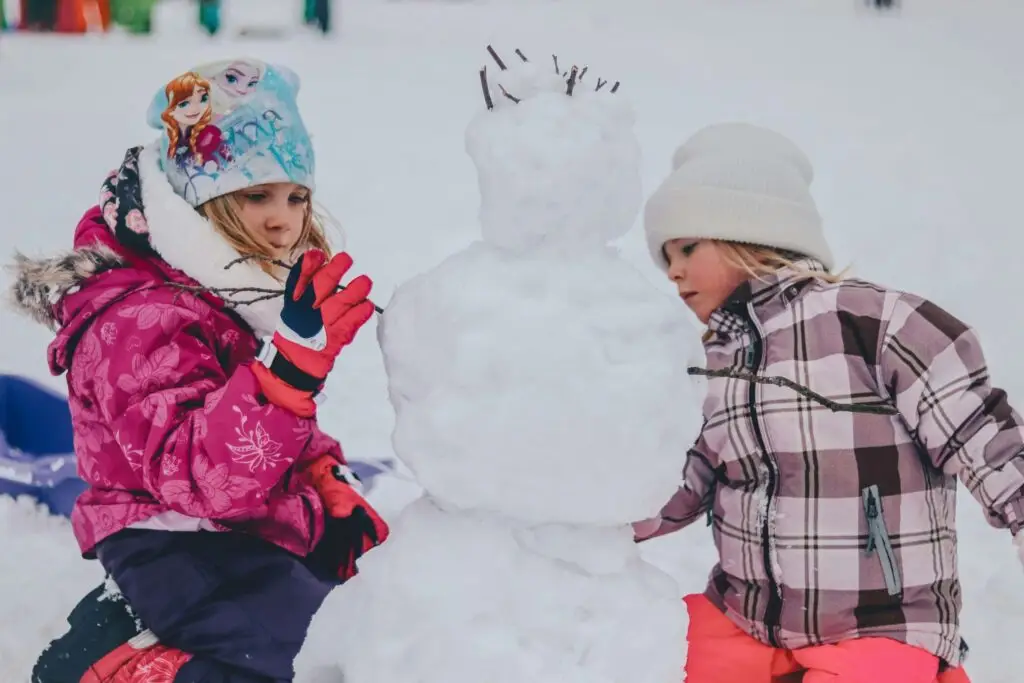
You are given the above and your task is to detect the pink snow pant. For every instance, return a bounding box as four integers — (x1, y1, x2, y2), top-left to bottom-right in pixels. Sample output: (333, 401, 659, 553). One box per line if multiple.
(683, 593, 972, 683)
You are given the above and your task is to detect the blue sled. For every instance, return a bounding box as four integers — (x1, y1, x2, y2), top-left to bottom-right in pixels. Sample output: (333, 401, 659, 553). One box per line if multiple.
(0, 374, 86, 518)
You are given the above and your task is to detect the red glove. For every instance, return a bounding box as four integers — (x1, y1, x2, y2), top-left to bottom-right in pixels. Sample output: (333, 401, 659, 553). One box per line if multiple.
(253, 250, 376, 417)
(305, 455, 390, 582)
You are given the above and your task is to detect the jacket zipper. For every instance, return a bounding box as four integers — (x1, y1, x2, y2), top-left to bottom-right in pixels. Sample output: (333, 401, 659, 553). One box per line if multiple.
(741, 305, 783, 648)
(862, 485, 903, 597)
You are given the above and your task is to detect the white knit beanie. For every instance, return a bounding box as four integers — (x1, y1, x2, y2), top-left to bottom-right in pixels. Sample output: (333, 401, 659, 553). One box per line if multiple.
(643, 122, 834, 271)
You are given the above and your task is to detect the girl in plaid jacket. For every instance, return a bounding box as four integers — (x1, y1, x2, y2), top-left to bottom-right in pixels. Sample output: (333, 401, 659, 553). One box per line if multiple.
(636, 122, 1024, 683)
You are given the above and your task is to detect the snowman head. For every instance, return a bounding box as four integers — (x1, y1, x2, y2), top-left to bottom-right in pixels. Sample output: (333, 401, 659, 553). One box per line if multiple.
(464, 47, 642, 255)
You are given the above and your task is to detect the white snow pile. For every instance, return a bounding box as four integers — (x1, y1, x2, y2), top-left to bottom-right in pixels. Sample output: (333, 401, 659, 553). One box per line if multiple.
(0, 496, 104, 680)
(297, 47, 707, 683)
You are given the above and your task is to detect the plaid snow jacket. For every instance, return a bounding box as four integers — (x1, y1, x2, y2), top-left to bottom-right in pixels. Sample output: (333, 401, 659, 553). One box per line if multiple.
(637, 260, 1024, 666)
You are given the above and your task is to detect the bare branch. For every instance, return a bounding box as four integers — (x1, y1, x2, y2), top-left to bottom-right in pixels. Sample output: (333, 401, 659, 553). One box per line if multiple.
(498, 84, 521, 104)
(479, 67, 494, 110)
(610, 81, 620, 93)
(687, 367, 897, 415)
(595, 78, 607, 92)
(486, 45, 507, 71)
(515, 48, 529, 62)
(578, 66, 588, 80)
(566, 65, 579, 95)
(552, 54, 560, 75)
(224, 254, 292, 270)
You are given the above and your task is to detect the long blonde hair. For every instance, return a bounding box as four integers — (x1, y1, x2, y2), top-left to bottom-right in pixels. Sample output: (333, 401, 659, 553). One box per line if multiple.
(714, 240, 846, 285)
(197, 192, 339, 280)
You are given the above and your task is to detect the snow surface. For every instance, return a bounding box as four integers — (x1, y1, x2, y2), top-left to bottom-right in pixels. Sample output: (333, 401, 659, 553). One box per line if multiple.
(2, 0, 1024, 681)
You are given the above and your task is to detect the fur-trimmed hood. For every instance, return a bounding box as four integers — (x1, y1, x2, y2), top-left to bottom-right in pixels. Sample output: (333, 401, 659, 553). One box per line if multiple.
(7, 141, 284, 340)
(8, 243, 125, 331)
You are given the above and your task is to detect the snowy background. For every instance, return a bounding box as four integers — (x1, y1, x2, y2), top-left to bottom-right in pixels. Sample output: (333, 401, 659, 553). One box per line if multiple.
(2, 0, 1023, 680)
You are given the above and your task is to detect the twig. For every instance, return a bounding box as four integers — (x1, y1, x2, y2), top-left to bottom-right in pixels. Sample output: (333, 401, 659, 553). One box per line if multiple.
(566, 65, 579, 95)
(224, 254, 291, 270)
(515, 48, 529, 62)
(498, 84, 520, 104)
(610, 81, 620, 93)
(486, 45, 507, 71)
(595, 78, 607, 92)
(552, 54, 560, 75)
(578, 66, 588, 80)
(687, 367, 898, 415)
(200, 255, 384, 313)
(479, 67, 494, 110)
(164, 282, 285, 307)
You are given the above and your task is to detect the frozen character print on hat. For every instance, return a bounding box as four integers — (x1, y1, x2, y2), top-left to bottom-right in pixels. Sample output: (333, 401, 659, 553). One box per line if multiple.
(147, 57, 315, 208)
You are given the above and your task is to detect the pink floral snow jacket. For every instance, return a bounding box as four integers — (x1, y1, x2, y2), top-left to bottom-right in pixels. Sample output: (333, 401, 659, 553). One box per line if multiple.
(637, 260, 1024, 666)
(10, 149, 344, 560)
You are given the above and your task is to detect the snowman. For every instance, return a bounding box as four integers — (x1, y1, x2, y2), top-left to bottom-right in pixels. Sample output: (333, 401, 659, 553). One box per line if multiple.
(297, 47, 707, 683)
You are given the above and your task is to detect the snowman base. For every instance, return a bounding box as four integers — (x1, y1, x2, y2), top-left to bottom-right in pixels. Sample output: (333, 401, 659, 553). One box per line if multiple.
(298, 496, 688, 683)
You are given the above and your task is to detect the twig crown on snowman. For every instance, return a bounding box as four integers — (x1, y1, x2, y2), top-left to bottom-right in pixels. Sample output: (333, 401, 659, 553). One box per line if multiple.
(477, 45, 620, 110)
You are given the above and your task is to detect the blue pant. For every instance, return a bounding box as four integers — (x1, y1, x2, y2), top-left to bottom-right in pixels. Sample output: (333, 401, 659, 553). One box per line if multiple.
(95, 529, 338, 682)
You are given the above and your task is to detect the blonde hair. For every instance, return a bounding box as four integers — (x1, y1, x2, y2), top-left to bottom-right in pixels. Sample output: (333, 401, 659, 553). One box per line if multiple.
(197, 192, 339, 280)
(714, 240, 846, 285)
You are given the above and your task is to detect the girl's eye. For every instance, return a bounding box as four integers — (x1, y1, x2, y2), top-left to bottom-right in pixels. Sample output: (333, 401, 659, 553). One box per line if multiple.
(681, 242, 699, 256)
(248, 80, 259, 88)
(244, 193, 266, 202)
(200, 92, 209, 103)
(226, 74, 238, 84)
(289, 195, 309, 204)
(176, 100, 189, 109)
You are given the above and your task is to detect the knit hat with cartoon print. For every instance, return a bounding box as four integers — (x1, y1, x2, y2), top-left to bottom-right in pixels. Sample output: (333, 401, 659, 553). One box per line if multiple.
(643, 122, 834, 271)
(145, 57, 315, 208)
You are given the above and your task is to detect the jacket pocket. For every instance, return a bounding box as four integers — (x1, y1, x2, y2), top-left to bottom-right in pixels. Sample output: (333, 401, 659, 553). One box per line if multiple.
(862, 485, 903, 597)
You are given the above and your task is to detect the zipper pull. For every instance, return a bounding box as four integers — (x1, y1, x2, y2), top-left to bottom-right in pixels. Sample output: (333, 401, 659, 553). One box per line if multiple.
(864, 489, 879, 555)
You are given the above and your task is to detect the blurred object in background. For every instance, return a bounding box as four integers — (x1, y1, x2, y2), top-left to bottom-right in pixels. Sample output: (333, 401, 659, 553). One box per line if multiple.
(0, 0, 334, 35)
(304, 0, 330, 34)
(20, 0, 57, 30)
(198, 0, 218, 34)
(112, 0, 156, 33)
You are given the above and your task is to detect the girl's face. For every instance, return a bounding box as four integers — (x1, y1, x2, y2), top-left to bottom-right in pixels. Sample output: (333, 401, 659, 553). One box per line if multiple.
(171, 87, 210, 128)
(663, 238, 749, 324)
(235, 183, 310, 259)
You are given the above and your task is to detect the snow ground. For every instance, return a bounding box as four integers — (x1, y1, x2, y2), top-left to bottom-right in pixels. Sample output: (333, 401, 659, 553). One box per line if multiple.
(1, 0, 1023, 680)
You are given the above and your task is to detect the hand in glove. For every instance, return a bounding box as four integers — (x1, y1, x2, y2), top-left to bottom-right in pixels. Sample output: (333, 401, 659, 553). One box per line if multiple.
(253, 250, 376, 417)
(304, 455, 390, 582)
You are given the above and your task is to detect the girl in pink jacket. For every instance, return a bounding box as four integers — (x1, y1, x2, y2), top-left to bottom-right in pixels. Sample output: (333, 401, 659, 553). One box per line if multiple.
(12, 58, 388, 683)
(636, 123, 1024, 683)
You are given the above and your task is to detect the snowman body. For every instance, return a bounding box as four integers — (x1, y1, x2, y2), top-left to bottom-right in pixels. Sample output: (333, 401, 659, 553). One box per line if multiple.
(298, 51, 706, 683)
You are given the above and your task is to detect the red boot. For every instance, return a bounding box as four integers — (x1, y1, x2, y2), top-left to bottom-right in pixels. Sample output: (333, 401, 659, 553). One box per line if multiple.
(80, 630, 192, 683)
(937, 667, 971, 683)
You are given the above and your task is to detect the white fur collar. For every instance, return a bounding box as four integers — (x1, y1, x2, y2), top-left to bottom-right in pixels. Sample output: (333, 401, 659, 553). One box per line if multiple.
(137, 141, 282, 338)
